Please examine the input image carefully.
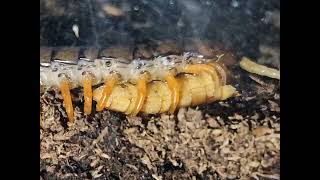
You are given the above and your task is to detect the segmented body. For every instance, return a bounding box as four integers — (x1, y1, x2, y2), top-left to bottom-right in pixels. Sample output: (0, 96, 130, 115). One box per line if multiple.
(40, 46, 237, 123)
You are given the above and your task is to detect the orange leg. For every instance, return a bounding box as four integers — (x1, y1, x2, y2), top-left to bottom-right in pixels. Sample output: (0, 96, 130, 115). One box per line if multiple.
(165, 74, 180, 114)
(83, 75, 93, 115)
(131, 76, 147, 116)
(96, 76, 117, 112)
(60, 78, 74, 122)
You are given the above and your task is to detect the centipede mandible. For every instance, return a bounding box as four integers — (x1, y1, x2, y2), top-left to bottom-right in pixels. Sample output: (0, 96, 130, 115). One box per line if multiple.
(40, 47, 238, 124)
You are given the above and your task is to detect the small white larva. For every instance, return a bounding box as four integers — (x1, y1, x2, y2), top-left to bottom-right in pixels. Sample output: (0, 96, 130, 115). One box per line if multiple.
(72, 24, 79, 38)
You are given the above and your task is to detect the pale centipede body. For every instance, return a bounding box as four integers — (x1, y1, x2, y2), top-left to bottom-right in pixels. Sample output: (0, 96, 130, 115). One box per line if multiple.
(40, 47, 238, 123)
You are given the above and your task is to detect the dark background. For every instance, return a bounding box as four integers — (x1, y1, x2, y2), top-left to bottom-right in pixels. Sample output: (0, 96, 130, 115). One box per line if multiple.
(40, 0, 280, 59)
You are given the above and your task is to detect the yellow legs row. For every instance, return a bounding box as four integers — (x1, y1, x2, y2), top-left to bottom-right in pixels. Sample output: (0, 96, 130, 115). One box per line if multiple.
(59, 73, 93, 123)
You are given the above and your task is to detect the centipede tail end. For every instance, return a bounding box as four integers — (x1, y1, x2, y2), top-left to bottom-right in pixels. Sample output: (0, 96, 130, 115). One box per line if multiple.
(220, 85, 237, 100)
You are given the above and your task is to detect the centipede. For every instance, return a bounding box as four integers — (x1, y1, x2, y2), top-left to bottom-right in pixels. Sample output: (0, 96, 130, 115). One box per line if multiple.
(40, 46, 238, 124)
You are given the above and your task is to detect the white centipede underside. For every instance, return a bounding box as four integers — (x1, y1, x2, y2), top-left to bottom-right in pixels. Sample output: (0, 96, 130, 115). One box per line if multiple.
(41, 53, 211, 90)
